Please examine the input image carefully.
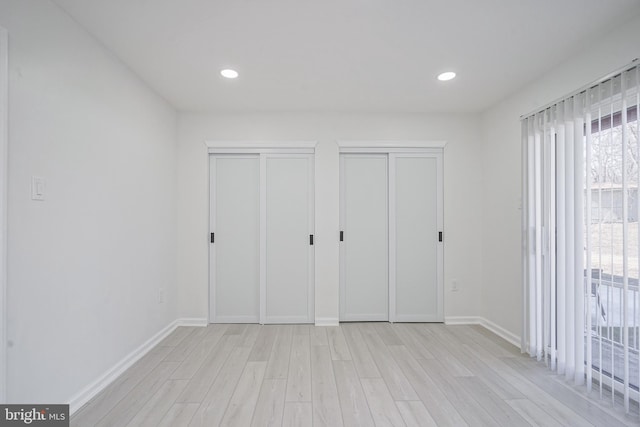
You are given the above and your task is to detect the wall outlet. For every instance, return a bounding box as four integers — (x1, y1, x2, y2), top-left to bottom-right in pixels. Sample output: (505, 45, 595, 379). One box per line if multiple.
(451, 280, 459, 292)
(158, 288, 165, 303)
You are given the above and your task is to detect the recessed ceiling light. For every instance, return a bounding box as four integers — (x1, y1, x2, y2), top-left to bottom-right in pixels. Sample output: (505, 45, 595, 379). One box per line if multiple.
(220, 69, 239, 79)
(437, 71, 456, 81)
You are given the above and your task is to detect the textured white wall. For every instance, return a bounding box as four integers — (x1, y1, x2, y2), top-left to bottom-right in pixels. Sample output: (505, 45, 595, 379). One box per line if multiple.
(481, 11, 640, 341)
(0, 0, 178, 403)
(177, 112, 484, 323)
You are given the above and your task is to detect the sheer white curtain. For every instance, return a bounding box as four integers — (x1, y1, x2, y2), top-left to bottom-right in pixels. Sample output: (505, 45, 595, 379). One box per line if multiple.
(522, 64, 640, 413)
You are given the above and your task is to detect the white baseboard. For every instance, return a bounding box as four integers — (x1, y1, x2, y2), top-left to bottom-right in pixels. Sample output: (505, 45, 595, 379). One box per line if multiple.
(177, 318, 208, 327)
(444, 316, 521, 349)
(212, 315, 260, 324)
(479, 318, 521, 348)
(338, 314, 388, 322)
(68, 317, 204, 414)
(315, 317, 339, 326)
(444, 316, 482, 325)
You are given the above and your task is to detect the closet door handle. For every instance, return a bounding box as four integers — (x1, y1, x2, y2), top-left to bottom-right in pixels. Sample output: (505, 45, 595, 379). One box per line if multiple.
(211, 232, 215, 243)
(340, 231, 344, 241)
(310, 234, 314, 245)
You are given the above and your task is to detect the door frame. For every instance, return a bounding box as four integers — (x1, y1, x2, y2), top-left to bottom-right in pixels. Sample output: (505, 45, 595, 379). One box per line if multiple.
(338, 141, 446, 323)
(206, 141, 317, 324)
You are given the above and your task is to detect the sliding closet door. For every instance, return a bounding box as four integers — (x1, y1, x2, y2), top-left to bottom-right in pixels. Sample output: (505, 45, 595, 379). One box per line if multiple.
(264, 154, 314, 323)
(391, 153, 443, 322)
(209, 155, 260, 323)
(340, 154, 389, 321)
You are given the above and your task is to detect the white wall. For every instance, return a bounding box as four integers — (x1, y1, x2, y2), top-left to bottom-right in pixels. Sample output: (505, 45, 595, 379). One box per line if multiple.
(177, 112, 484, 323)
(0, 0, 177, 403)
(481, 11, 640, 340)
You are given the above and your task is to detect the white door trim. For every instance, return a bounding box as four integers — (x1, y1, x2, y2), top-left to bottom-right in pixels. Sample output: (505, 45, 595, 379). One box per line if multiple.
(259, 154, 267, 324)
(205, 140, 317, 153)
(388, 153, 397, 322)
(0, 26, 8, 402)
(337, 140, 446, 150)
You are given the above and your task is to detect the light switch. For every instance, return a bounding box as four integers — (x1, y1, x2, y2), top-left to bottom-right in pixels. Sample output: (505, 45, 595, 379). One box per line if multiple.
(31, 176, 45, 201)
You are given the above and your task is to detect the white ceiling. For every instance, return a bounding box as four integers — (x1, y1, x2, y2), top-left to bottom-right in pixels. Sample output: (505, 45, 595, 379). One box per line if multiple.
(52, 0, 640, 113)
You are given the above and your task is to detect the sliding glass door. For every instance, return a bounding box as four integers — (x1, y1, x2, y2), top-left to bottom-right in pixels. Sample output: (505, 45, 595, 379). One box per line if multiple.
(522, 65, 640, 412)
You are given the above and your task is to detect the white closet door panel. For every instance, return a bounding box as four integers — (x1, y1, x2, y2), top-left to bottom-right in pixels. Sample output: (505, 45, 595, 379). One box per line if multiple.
(211, 156, 260, 323)
(265, 156, 313, 323)
(394, 156, 440, 322)
(341, 155, 388, 321)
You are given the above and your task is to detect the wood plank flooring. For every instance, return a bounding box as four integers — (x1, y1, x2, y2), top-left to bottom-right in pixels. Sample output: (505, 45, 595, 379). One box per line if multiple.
(71, 323, 640, 426)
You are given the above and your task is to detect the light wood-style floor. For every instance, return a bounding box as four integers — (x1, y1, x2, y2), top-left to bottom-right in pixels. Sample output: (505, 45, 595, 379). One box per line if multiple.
(71, 323, 640, 426)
